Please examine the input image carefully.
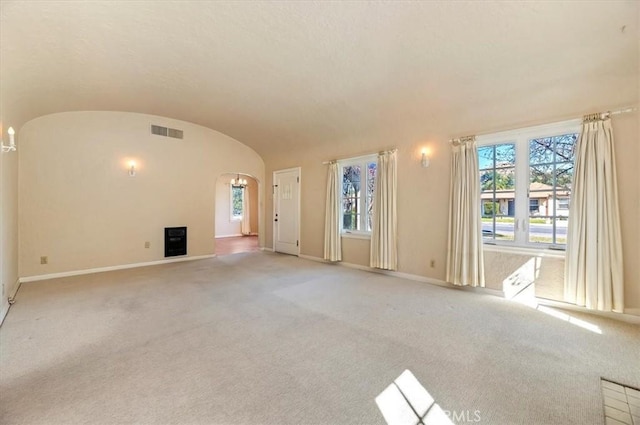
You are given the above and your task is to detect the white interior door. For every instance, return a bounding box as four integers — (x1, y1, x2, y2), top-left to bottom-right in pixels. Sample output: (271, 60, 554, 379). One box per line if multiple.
(273, 168, 300, 255)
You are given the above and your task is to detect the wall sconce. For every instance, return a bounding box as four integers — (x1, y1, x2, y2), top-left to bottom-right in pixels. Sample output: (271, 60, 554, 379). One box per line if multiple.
(421, 148, 430, 168)
(128, 160, 136, 177)
(1, 127, 16, 153)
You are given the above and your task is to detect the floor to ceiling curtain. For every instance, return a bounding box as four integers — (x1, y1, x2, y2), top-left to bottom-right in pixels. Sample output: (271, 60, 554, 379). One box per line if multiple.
(370, 150, 397, 270)
(565, 115, 624, 312)
(324, 162, 342, 261)
(241, 186, 251, 236)
(446, 137, 484, 287)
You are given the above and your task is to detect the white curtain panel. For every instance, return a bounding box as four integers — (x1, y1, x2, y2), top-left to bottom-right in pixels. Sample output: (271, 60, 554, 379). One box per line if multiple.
(241, 186, 251, 235)
(370, 151, 398, 270)
(446, 138, 485, 287)
(323, 162, 342, 261)
(565, 116, 624, 312)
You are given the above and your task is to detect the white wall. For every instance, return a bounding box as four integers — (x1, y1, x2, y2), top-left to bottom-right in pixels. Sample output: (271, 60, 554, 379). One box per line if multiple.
(19, 111, 265, 278)
(0, 130, 19, 322)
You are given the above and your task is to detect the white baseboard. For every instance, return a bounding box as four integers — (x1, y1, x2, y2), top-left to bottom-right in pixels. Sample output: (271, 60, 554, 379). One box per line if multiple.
(535, 299, 640, 323)
(297, 254, 503, 297)
(261, 247, 274, 252)
(0, 304, 7, 327)
(299, 253, 447, 285)
(215, 234, 243, 239)
(1, 277, 23, 326)
(19, 254, 217, 283)
(9, 277, 21, 299)
(297, 254, 638, 322)
(298, 254, 328, 263)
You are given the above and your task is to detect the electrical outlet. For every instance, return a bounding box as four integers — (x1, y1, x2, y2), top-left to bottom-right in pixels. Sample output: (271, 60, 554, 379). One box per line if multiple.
(40, 256, 48, 265)
(145, 241, 150, 248)
(430, 260, 435, 268)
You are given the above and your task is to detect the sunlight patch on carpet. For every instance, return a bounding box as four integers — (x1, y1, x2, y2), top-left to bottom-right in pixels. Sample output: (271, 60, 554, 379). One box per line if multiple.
(376, 369, 460, 425)
(536, 305, 602, 334)
(510, 284, 603, 334)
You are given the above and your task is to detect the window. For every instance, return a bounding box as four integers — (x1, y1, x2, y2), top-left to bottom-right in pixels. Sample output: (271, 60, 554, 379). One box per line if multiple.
(477, 120, 580, 248)
(231, 186, 243, 220)
(528, 133, 576, 244)
(529, 198, 540, 214)
(340, 155, 377, 234)
(479, 143, 516, 241)
(557, 198, 570, 211)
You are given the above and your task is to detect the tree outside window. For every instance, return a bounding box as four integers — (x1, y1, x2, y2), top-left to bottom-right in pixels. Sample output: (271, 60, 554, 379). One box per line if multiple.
(527, 133, 576, 244)
(479, 143, 516, 241)
(477, 121, 579, 248)
(231, 186, 243, 220)
(340, 156, 377, 234)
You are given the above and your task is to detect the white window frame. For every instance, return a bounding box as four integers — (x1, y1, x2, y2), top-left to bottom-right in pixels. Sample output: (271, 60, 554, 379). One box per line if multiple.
(230, 185, 243, 221)
(339, 154, 377, 237)
(476, 118, 581, 251)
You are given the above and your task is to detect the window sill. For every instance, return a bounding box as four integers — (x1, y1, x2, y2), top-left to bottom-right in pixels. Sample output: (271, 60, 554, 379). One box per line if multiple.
(341, 232, 371, 240)
(483, 243, 566, 259)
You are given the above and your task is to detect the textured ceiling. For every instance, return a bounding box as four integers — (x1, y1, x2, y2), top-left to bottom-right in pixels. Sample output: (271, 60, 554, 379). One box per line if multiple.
(1, 1, 638, 157)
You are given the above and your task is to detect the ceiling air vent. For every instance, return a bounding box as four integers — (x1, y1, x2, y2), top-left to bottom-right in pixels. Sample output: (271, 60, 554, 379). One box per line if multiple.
(151, 124, 183, 139)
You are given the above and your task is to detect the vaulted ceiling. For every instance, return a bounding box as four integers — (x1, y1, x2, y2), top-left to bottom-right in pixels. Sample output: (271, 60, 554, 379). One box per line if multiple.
(1, 1, 637, 157)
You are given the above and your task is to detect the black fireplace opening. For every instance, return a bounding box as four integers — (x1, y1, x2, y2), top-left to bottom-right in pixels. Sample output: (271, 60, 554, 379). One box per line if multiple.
(165, 226, 187, 257)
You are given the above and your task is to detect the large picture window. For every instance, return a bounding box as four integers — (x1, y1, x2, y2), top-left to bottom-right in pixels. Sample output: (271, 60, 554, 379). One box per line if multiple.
(477, 120, 580, 249)
(340, 155, 377, 234)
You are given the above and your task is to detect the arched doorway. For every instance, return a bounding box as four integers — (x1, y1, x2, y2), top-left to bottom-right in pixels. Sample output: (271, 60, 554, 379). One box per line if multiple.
(214, 173, 260, 256)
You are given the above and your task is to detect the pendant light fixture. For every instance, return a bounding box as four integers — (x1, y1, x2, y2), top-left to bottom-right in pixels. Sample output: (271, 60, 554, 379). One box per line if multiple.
(231, 174, 248, 188)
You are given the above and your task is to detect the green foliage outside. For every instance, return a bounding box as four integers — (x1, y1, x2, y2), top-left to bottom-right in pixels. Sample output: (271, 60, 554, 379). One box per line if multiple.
(480, 171, 514, 191)
(232, 187, 243, 217)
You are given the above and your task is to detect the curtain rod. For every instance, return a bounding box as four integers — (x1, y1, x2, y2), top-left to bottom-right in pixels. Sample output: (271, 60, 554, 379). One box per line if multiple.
(448, 106, 636, 143)
(603, 107, 635, 117)
(322, 148, 397, 165)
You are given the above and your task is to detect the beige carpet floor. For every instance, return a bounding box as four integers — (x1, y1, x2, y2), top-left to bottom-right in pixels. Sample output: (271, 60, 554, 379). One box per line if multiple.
(1, 252, 638, 424)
